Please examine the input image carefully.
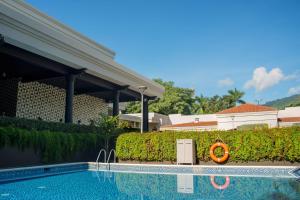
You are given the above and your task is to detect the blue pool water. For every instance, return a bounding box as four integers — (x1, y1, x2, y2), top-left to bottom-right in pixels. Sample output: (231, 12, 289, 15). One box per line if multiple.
(0, 170, 299, 200)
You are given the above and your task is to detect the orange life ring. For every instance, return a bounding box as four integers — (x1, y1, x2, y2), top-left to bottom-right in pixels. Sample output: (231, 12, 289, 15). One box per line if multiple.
(210, 176, 230, 190)
(210, 142, 229, 163)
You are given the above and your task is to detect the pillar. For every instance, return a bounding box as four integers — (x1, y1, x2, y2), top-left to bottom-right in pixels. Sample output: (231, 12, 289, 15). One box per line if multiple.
(112, 90, 120, 116)
(142, 97, 149, 132)
(65, 74, 75, 123)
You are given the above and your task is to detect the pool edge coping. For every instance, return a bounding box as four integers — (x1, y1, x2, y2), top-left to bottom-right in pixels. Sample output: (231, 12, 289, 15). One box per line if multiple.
(0, 162, 298, 173)
(0, 162, 87, 173)
(90, 162, 298, 169)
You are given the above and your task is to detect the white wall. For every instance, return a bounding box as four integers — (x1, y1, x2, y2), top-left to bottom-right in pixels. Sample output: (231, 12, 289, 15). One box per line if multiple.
(168, 114, 217, 124)
(278, 106, 300, 118)
(160, 125, 218, 131)
(217, 111, 278, 130)
(279, 122, 300, 127)
(149, 113, 172, 126)
(120, 112, 172, 131)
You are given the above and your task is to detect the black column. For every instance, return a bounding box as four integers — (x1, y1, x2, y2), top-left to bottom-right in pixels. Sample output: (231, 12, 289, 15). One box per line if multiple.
(112, 90, 120, 116)
(143, 97, 149, 132)
(65, 74, 75, 123)
(0, 78, 20, 117)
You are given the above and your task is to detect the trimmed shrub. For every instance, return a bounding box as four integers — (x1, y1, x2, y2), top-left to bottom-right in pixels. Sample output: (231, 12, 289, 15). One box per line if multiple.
(0, 116, 100, 134)
(292, 123, 300, 127)
(237, 123, 268, 130)
(116, 127, 300, 162)
(0, 116, 139, 135)
(0, 126, 111, 163)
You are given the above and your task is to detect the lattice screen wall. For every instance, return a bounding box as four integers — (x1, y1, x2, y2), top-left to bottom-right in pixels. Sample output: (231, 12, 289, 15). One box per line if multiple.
(73, 94, 108, 124)
(16, 81, 108, 124)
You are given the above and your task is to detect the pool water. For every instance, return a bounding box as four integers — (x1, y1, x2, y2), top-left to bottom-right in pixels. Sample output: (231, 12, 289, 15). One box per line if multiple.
(0, 170, 299, 200)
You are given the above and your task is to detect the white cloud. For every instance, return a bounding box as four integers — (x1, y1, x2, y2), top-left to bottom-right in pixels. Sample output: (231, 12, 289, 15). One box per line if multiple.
(218, 78, 234, 87)
(244, 67, 290, 92)
(284, 70, 300, 81)
(284, 74, 297, 81)
(288, 86, 300, 95)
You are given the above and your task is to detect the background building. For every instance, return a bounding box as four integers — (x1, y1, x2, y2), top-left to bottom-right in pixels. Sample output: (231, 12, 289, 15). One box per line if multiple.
(120, 112, 171, 131)
(216, 104, 278, 130)
(122, 104, 300, 131)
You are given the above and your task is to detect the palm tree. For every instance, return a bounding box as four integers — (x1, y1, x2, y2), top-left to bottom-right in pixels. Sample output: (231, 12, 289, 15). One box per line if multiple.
(208, 95, 222, 113)
(225, 88, 245, 107)
(194, 95, 209, 114)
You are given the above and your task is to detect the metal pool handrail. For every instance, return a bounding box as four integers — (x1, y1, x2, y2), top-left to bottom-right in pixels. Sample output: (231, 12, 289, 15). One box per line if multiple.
(106, 149, 116, 163)
(96, 148, 106, 170)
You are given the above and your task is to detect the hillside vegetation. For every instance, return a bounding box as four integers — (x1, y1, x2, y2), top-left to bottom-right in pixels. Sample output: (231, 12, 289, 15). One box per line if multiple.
(265, 94, 300, 109)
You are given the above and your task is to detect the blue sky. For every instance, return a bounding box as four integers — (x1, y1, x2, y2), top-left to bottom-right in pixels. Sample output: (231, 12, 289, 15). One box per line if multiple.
(26, 0, 300, 103)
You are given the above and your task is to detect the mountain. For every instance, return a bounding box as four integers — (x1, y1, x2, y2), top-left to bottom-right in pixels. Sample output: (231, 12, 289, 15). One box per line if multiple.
(265, 94, 300, 109)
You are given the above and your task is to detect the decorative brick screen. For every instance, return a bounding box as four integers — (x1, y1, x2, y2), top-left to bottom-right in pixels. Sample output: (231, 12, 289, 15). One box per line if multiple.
(16, 81, 108, 124)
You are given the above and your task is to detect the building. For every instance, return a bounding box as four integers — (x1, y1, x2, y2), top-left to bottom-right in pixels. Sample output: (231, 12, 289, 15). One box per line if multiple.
(216, 104, 278, 130)
(0, 0, 164, 131)
(120, 112, 171, 131)
(278, 106, 300, 127)
(123, 104, 300, 131)
(162, 104, 300, 131)
(160, 121, 218, 131)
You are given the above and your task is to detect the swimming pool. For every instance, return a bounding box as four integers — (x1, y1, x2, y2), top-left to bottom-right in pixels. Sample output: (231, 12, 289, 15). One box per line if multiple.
(0, 163, 299, 200)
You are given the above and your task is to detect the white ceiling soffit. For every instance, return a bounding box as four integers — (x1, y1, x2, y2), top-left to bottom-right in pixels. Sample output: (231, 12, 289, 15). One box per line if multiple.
(0, 0, 164, 98)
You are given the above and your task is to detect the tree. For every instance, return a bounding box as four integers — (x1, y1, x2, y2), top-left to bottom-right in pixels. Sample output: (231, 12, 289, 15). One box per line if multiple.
(94, 113, 119, 151)
(191, 89, 246, 114)
(124, 79, 246, 115)
(224, 88, 245, 107)
(207, 95, 224, 113)
(124, 79, 195, 115)
(192, 95, 209, 114)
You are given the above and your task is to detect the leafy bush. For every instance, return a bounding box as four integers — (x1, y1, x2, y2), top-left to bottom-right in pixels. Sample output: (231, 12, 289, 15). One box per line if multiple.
(116, 127, 300, 162)
(0, 116, 100, 134)
(0, 116, 138, 135)
(0, 126, 110, 163)
(237, 123, 268, 130)
(292, 123, 300, 127)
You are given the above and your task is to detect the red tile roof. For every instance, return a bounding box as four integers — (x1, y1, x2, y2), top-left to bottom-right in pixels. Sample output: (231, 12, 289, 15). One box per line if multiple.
(162, 121, 218, 128)
(278, 117, 300, 122)
(217, 103, 276, 114)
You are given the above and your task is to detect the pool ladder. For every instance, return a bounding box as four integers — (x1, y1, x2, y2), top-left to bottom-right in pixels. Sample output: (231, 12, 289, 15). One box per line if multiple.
(96, 148, 106, 170)
(96, 148, 116, 170)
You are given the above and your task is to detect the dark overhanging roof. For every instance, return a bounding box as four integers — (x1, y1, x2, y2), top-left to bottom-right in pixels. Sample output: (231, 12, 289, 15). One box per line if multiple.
(0, 42, 154, 102)
(0, 1, 165, 99)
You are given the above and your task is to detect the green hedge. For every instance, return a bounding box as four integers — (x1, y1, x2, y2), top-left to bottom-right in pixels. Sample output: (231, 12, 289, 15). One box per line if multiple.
(116, 127, 300, 162)
(0, 126, 108, 163)
(0, 116, 138, 135)
(0, 116, 100, 134)
(237, 123, 268, 130)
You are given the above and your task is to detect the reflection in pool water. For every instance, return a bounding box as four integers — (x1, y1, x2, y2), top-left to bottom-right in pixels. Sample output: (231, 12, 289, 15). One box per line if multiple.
(0, 170, 299, 200)
(209, 176, 230, 190)
(115, 172, 299, 200)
